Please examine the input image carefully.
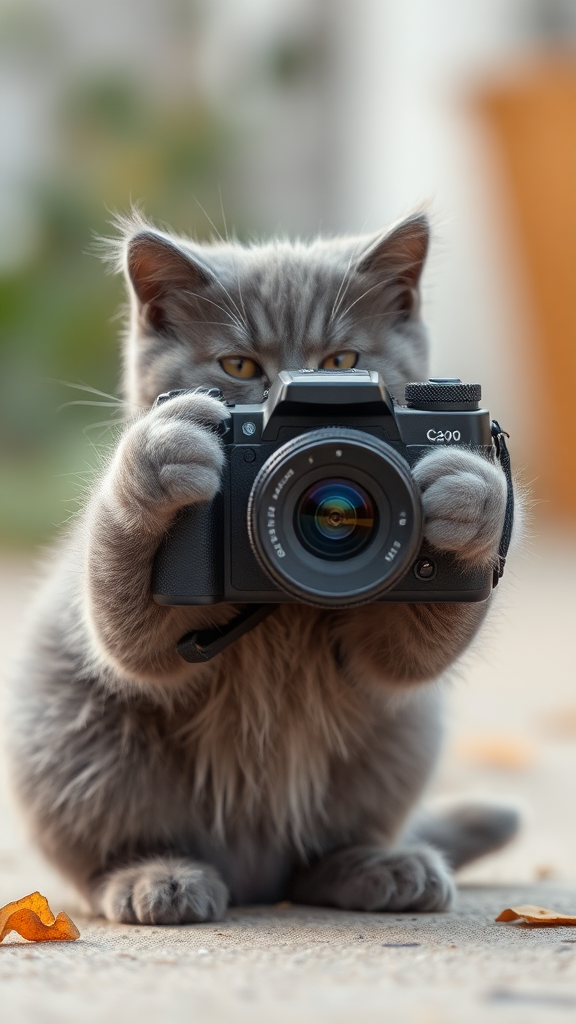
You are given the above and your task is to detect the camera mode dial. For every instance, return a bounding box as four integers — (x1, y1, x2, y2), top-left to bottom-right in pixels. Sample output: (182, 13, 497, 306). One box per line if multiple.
(404, 378, 481, 412)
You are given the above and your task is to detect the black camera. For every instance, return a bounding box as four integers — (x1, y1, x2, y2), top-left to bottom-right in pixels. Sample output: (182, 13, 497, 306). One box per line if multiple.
(152, 370, 502, 608)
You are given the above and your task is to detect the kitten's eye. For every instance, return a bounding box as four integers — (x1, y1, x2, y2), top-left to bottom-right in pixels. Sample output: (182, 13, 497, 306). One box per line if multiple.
(320, 351, 358, 371)
(220, 356, 262, 379)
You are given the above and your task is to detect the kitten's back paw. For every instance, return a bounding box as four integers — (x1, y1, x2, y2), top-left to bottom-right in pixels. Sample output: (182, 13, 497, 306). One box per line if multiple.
(292, 844, 454, 913)
(98, 857, 229, 924)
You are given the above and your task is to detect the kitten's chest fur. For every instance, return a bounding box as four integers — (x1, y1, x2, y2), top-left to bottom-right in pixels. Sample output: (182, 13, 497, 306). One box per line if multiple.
(163, 606, 368, 845)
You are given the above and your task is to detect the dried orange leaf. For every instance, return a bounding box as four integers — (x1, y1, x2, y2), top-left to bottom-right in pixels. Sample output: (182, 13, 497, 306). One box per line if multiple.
(496, 904, 576, 926)
(0, 891, 80, 943)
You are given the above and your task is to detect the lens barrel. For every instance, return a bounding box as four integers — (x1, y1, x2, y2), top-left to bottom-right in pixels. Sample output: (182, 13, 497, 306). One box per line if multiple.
(247, 428, 422, 606)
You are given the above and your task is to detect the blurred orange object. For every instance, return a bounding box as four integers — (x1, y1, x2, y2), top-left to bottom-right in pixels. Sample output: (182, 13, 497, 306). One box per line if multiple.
(0, 891, 80, 943)
(480, 61, 576, 518)
(453, 733, 537, 770)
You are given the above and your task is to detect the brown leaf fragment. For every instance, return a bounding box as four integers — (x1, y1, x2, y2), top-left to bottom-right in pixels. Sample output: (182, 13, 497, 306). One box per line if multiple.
(0, 891, 80, 943)
(496, 904, 576, 926)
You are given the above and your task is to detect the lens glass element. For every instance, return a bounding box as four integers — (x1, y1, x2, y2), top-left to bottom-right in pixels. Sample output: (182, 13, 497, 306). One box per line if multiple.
(294, 478, 377, 560)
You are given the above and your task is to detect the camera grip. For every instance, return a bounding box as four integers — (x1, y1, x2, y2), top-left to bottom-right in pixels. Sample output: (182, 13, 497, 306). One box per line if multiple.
(152, 496, 224, 604)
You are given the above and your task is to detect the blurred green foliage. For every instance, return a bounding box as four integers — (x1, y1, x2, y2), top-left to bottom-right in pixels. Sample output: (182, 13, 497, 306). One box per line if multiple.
(0, 60, 237, 547)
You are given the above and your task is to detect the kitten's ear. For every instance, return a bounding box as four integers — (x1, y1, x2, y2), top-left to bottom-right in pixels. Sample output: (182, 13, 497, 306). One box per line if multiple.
(126, 231, 213, 332)
(356, 214, 429, 319)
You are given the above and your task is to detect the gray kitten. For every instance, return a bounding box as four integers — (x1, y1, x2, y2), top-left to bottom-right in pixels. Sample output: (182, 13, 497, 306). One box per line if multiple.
(9, 212, 519, 924)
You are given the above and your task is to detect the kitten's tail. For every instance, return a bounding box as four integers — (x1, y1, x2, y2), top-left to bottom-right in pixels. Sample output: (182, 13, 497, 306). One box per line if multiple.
(406, 800, 521, 870)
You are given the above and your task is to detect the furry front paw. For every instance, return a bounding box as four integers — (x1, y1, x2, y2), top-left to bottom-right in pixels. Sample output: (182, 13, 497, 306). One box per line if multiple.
(292, 845, 454, 912)
(412, 447, 507, 565)
(98, 857, 229, 924)
(109, 391, 228, 517)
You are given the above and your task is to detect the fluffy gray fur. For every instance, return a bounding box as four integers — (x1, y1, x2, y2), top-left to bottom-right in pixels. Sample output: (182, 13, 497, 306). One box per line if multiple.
(8, 211, 519, 924)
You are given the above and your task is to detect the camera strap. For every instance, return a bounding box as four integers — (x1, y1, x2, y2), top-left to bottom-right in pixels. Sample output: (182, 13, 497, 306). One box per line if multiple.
(176, 603, 279, 663)
(176, 423, 514, 662)
(491, 419, 514, 588)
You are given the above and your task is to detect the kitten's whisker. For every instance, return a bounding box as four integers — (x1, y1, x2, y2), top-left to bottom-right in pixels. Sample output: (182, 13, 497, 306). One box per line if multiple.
(184, 320, 242, 330)
(170, 198, 248, 331)
(210, 275, 249, 333)
(217, 185, 250, 334)
(236, 273, 248, 331)
(83, 418, 125, 434)
(57, 400, 124, 413)
(46, 379, 124, 403)
(329, 247, 358, 326)
(54, 469, 96, 478)
(329, 224, 371, 326)
(336, 281, 388, 324)
(230, 251, 249, 335)
(184, 291, 246, 336)
(349, 311, 397, 327)
(184, 290, 243, 330)
(218, 184, 230, 245)
(190, 196, 249, 331)
(192, 194, 226, 246)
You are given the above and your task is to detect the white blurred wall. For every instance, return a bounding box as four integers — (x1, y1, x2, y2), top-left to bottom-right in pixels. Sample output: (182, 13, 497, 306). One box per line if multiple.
(315, 0, 545, 454)
(200, 0, 555, 458)
(321, 0, 545, 454)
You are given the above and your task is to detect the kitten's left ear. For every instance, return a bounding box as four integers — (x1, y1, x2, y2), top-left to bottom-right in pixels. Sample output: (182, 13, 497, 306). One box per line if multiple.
(125, 230, 215, 333)
(356, 214, 429, 317)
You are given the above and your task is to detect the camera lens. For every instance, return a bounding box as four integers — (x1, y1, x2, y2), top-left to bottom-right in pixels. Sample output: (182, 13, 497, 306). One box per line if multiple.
(247, 427, 423, 607)
(295, 479, 377, 560)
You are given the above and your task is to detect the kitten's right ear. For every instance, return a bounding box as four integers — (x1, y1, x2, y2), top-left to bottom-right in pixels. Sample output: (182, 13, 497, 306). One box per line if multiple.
(354, 214, 430, 322)
(356, 214, 429, 285)
(126, 231, 213, 332)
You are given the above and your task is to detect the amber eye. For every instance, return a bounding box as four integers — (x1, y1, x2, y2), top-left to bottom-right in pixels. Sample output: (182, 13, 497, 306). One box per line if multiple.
(220, 356, 262, 379)
(320, 351, 358, 371)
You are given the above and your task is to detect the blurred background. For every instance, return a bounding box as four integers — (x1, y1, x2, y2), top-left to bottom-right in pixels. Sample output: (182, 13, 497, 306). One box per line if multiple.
(1, 0, 576, 543)
(1, 0, 576, 898)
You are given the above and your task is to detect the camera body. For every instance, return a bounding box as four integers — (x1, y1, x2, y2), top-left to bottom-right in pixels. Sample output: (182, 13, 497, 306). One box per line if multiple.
(152, 370, 496, 608)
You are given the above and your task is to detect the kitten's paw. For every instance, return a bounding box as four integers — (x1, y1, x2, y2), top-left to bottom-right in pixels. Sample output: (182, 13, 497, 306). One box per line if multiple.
(110, 391, 228, 515)
(98, 857, 229, 924)
(412, 447, 507, 565)
(292, 845, 454, 913)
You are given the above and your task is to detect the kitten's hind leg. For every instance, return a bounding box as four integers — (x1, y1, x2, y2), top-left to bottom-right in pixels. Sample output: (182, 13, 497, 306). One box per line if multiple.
(290, 845, 454, 913)
(94, 857, 229, 924)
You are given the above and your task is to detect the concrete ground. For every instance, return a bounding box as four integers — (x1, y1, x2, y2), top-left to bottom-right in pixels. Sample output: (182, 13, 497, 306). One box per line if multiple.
(1, 530, 576, 1023)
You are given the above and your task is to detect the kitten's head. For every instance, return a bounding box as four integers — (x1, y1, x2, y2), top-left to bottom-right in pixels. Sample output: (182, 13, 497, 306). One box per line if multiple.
(114, 211, 430, 411)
